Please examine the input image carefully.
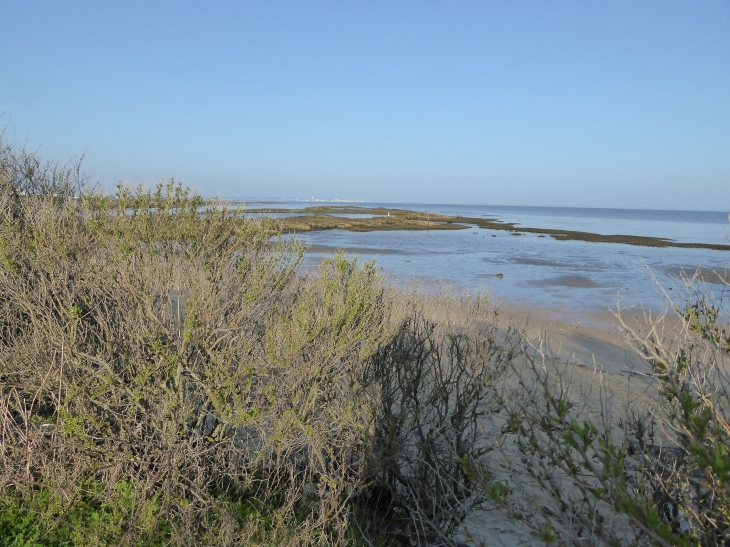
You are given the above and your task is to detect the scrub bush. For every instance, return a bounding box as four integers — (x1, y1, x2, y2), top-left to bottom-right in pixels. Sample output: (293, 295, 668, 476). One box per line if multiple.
(0, 137, 516, 546)
(357, 311, 517, 544)
(502, 279, 730, 545)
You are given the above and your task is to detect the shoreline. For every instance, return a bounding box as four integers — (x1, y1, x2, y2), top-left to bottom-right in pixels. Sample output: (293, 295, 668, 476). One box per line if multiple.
(495, 298, 679, 375)
(304, 255, 660, 374)
(251, 205, 730, 251)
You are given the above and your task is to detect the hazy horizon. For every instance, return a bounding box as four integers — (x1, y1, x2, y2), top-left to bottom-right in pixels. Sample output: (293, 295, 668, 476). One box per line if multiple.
(218, 196, 730, 213)
(2, 1, 729, 210)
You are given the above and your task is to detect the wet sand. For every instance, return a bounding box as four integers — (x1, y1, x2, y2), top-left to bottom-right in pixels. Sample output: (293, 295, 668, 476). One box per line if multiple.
(305, 244, 405, 255)
(665, 265, 729, 285)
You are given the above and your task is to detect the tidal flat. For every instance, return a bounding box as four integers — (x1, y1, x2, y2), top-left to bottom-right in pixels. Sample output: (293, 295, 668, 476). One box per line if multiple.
(284, 205, 730, 319)
(248, 205, 730, 251)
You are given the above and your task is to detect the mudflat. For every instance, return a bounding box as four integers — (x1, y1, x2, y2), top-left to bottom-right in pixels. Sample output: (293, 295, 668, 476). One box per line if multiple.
(248, 205, 730, 251)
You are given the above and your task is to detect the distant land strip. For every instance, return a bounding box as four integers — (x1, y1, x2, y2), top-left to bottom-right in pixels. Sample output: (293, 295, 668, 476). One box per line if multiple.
(245, 206, 730, 251)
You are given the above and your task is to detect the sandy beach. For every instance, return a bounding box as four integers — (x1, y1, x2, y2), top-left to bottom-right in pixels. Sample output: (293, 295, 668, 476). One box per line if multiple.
(451, 283, 719, 546)
(441, 301, 665, 546)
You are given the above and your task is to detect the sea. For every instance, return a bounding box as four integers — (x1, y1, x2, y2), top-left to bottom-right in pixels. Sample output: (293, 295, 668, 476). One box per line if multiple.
(243, 201, 730, 319)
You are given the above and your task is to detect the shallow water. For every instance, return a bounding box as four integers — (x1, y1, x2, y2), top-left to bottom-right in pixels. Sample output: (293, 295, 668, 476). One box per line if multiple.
(243, 212, 379, 219)
(254, 201, 730, 314)
(247, 201, 730, 245)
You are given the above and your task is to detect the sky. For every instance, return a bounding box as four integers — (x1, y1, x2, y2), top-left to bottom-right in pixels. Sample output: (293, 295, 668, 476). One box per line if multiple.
(1, 1, 729, 210)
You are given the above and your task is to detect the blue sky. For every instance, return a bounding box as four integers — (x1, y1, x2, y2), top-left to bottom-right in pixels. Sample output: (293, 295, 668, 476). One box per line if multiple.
(1, 1, 728, 209)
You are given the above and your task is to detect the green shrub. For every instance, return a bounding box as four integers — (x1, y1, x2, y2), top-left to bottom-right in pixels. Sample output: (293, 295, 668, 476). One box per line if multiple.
(503, 282, 730, 546)
(0, 479, 168, 547)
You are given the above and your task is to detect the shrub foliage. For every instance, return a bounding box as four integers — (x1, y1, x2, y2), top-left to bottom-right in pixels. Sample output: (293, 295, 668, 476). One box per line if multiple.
(501, 285, 730, 545)
(0, 139, 515, 546)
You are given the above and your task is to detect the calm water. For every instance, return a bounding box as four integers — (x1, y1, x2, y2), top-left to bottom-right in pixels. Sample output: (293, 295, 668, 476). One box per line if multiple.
(247, 201, 730, 315)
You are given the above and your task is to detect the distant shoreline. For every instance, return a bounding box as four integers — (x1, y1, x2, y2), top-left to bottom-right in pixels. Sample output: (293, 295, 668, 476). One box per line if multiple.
(248, 205, 730, 251)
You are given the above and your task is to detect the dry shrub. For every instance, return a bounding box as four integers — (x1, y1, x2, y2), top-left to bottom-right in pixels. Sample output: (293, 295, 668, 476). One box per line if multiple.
(357, 309, 519, 545)
(0, 127, 89, 198)
(0, 140, 518, 546)
(0, 180, 314, 544)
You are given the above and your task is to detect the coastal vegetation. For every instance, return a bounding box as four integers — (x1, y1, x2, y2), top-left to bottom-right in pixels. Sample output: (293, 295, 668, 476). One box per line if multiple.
(1, 137, 729, 546)
(498, 287, 730, 546)
(0, 139, 518, 545)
